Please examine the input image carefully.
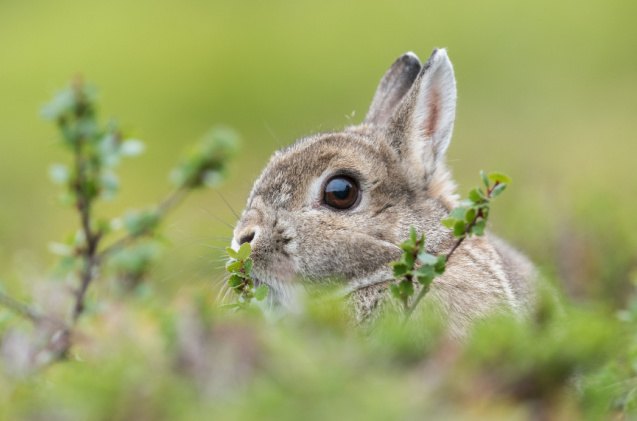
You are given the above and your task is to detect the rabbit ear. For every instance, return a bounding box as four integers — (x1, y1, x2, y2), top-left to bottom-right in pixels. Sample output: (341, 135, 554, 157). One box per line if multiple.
(388, 48, 457, 181)
(364, 52, 422, 125)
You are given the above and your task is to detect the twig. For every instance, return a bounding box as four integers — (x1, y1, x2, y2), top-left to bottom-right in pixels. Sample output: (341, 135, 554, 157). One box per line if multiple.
(71, 137, 102, 322)
(0, 291, 43, 323)
(97, 186, 188, 261)
(403, 182, 500, 321)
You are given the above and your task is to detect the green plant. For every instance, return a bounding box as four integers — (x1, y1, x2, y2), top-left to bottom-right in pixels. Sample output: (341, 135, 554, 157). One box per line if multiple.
(0, 78, 237, 363)
(0, 82, 636, 420)
(224, 243, 268, 310)
(390, 171, 512, 320)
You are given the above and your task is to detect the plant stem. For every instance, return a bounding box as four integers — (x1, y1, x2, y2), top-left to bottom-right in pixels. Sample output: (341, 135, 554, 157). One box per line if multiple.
(71, 141, 101, 322)
(0, 291, 43, 323)
(97, 186, 187, 261)
(402, 182, 500, 322)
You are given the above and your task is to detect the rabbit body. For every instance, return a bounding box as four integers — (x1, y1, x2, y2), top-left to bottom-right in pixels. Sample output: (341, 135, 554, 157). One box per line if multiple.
(232, 49, 536, 335)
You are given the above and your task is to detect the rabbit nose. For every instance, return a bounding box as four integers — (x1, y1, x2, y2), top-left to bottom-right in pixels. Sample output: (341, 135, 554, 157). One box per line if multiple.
(238, 230, 256, 245)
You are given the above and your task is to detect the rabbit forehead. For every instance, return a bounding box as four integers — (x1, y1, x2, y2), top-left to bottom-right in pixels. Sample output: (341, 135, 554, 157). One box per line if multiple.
(249, 132, 389, 209)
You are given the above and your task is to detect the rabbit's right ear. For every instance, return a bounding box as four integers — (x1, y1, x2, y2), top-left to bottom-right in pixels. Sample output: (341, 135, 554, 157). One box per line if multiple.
(387, 49, 457, 184)
(364, 52, 422, 125)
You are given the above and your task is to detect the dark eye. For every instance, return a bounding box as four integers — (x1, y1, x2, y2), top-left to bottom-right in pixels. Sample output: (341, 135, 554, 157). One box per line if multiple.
(323, 176, 360, 210)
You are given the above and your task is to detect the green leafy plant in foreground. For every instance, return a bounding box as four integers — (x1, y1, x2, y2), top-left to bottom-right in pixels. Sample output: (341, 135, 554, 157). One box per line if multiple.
(391, 171, 512, 320)
(224, 243, 268, 310)
(0, 78, 237, 364)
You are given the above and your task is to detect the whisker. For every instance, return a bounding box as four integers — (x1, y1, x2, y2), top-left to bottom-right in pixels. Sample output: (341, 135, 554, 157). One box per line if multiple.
(214, 189, 240, 219)
(198, 207, 235, 230)
(263, 120, 285, 148)
(198, 244, 228, 251)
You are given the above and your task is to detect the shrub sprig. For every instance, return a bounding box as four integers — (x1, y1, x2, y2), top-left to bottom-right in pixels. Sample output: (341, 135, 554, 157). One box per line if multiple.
(0, 78, 237, 363)
(224, 243, 268, 310)
(391, 171, 512, 320)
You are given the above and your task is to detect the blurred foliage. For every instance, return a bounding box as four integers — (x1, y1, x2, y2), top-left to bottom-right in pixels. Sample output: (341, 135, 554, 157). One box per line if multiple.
(0, 0, 636, 419)
(1, 281, 637, 419)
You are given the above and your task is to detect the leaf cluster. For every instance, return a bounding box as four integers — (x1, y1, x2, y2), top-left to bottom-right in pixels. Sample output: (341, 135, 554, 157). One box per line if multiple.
(44, 79, 145, 205)
(389, 228, 445, 309)
(441, 171, 511, 237)
(0, 79, 240, 362)
(225, 243, 268, 310)
(171, 127, 238, 189)
(390, 171, 512, 319)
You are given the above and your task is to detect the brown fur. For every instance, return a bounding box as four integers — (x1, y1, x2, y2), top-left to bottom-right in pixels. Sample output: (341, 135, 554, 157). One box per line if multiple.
(232, 49, 536, 336)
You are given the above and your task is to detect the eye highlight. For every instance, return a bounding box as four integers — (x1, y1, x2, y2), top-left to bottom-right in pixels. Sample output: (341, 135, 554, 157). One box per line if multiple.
(323, 175, 360, 210)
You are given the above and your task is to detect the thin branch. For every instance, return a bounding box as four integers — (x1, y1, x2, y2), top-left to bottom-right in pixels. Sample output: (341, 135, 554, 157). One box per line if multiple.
(403, 285, 430, 322)
(0, 291, 43, 323)
(71, 138, 101, 322)
(403, 181, 500, 322)
(97, 185, 188, 261)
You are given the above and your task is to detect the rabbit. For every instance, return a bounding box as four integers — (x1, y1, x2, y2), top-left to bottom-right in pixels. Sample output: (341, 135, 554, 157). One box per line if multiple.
(230, 48, 536, 336)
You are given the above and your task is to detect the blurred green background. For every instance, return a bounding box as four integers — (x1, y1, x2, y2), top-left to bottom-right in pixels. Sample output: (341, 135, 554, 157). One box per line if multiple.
(1, 0, 636, 302)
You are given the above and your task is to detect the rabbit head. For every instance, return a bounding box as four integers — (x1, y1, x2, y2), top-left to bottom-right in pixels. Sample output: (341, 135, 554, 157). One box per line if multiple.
(232, 49, 462, 311)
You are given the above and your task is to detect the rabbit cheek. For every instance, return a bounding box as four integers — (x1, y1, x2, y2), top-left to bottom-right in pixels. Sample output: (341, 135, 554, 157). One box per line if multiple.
(292, 218, 397, 282)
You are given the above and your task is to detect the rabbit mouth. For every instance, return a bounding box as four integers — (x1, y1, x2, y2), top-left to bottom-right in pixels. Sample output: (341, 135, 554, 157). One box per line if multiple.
(250, 272, 305, 315)
(251, 267, 396, 315)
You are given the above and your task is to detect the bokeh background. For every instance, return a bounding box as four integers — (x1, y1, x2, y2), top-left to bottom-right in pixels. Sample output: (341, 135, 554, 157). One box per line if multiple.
(1, 0, 636, 304)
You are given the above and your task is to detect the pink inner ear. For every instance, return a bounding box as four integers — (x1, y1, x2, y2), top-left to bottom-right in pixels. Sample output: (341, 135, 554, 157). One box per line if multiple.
(424, 88, 440, 138)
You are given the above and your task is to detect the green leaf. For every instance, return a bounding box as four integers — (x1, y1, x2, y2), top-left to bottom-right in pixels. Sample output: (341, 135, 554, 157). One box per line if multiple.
(487, 171, 512, 185)
(400, 241, 415, 253)
(403, 251, 415, 269)
(233, 271, 251, 279)
(491, 183, 507, 197)
(409, 226, 417, 244)
(237, 242, 251, 261)
(465, 208, 477, 224)
(225, 247, 238, 259)
(225, 260, 242, 273)
(480, 170, 490, 188)
(203, 171, 223, 187)
(243, 258, 253, 276)
(392, 262, 409, 277)
(471, 219, 486, 236)
(441, 217, 456, 229)
(399, 280, 414, 297)
(170, 126, 238, 189)
(417, 252, 438, 266)
(453, 220, 466, 237)
(415, 265, 434, 279)
(468, 188, 484, 204)
(434, 255, 446, 275)
(416, 274, 434, 287)
(254, 284, 269, 301)
(100, 171, 119, 200)
(120, 139, 146, 156)
(227, 274, 244, 288)
(123, 210, 160, 237)
(449, 206, 468, 221)
(49, 164, 70, 185)
(48, 242, 73, 257)
(228, 273, 245, 288)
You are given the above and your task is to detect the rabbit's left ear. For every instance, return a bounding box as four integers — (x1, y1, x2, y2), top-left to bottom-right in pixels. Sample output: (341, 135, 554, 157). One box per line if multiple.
(388, 49, 457, 181)
(365, 52, 422, 125)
